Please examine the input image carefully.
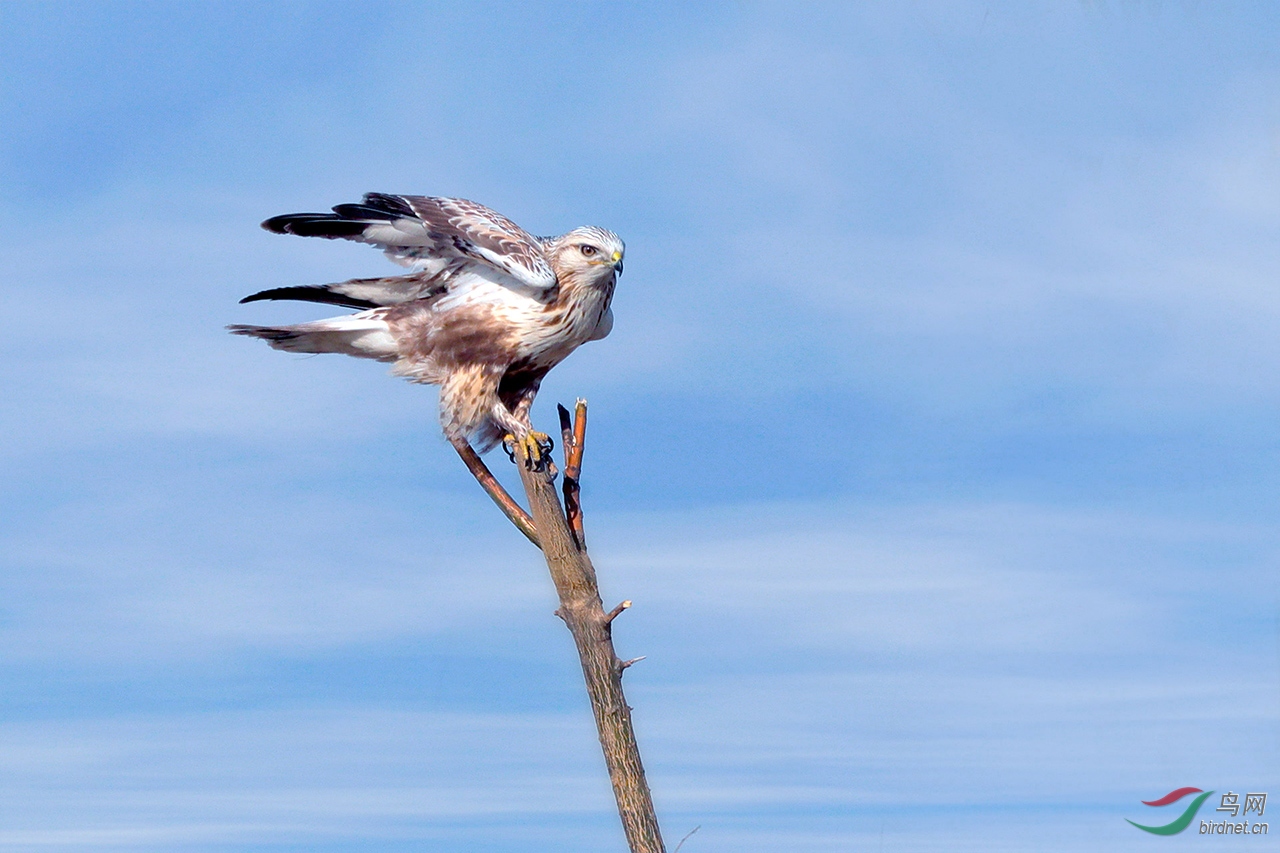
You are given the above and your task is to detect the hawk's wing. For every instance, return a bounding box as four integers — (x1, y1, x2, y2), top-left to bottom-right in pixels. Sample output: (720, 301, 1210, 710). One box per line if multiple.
(262, 193, 557, 292)
(239, 273, 448, 310)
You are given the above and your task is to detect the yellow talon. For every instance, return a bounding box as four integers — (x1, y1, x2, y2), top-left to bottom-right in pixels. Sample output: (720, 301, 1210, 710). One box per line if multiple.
(502, 431, 554, 470)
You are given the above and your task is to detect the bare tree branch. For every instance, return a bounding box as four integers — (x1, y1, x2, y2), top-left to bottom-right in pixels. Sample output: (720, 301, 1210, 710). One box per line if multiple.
(673, 826, 700, 853)
(558, 400, 588, 547)
(449, 436, 539, 547)
(559, 403, 575, 460)
(451, 403, 666, 852)
(511, 415, 666, 853)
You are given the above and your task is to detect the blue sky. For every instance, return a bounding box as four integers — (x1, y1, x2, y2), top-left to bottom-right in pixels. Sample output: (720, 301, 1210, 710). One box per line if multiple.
(1, 2, 1277, 850)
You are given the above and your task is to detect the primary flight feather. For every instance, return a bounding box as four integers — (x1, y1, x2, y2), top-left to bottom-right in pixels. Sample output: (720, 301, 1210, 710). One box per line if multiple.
(230, 193, 623, 455)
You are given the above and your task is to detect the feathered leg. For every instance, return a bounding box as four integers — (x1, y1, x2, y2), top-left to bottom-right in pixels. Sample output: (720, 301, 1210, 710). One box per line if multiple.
(499, 379, 553, 468)
(492, 372, 551, 466)
(508, 378, 542, 425)
(440, 366, 551, 467)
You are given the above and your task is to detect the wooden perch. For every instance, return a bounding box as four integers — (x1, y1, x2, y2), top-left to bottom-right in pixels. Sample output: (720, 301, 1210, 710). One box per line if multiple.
(607, 600, 633, 623)
(450, 436, 539, 547)
(558, 400, 588, 547)
(458, 401, 665, 853)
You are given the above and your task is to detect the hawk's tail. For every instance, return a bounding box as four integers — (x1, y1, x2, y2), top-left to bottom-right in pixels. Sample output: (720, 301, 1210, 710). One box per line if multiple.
(227, 311, 398, 361)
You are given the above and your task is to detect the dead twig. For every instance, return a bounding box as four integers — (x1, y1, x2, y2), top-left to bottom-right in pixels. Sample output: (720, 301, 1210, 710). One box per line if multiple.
(450, 437, 539, 547)
(673, 826, 700, 853)
(558, 403, 575, 464)
(558, 400, 588, 547)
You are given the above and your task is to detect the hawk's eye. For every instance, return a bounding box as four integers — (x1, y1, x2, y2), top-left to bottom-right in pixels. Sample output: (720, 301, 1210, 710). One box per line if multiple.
(579, 244, 598, 257)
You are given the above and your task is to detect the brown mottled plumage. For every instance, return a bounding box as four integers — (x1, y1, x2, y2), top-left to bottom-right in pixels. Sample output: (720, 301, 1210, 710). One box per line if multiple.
(229, 194, 623, 451)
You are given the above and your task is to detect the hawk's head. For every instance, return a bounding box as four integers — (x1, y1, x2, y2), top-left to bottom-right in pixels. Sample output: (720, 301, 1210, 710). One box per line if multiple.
(551, 226, 625, 286)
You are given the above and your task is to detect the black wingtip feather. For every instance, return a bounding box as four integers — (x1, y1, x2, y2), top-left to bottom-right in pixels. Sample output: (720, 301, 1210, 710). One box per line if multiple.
(262, 214, 369, 239)
(361, 193, 416, 218)
(239, 286, 380, 310)
(261, 195, 415, 236)
(331, 203, 398, 221)
(261, 213, 303, 234)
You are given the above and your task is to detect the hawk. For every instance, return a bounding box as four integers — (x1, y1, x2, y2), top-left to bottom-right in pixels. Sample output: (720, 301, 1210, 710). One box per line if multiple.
(230, 193, 623, 461)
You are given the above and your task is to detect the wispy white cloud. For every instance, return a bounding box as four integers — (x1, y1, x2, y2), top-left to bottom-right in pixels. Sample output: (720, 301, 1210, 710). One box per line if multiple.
(0, 708, 614, 849)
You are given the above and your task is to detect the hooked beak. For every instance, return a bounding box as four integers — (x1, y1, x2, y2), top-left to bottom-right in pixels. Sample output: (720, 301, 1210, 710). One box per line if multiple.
(611, 250, 624, 275)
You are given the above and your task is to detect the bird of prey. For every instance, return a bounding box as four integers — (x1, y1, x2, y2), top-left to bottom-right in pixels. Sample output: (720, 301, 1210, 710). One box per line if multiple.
(230, 193, 623, 462)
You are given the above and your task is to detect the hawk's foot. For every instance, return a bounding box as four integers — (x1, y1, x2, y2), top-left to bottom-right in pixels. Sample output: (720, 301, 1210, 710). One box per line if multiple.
(502, 431, 554, 471)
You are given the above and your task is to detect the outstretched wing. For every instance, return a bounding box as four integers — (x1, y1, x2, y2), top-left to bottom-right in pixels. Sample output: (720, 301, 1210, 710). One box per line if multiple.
(262, 193, 557, 291)
(240, 273, 448, 310)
